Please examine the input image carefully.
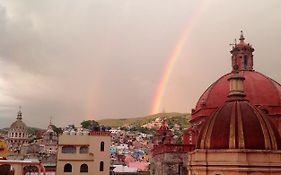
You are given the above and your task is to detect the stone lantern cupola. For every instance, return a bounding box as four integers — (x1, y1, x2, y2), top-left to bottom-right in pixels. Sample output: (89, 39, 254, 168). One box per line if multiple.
(230, 31, 255, 71)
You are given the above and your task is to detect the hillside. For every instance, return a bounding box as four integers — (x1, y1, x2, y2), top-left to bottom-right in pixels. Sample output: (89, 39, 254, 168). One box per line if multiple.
(97, 112, 191, 129)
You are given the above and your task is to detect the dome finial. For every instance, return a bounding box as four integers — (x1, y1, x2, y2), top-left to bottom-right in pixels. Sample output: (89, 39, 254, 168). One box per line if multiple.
(17, 106, 22, 120)
(239, 30, 245, 41)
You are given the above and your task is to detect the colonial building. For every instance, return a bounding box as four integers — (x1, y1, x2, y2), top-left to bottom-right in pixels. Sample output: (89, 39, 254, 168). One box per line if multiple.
(150, 121, 194, 175)
(7, 109, 29, 151)
(56, 130, 111, 175)
(184, 31, 281, 145)
(188, 66, 281, 174)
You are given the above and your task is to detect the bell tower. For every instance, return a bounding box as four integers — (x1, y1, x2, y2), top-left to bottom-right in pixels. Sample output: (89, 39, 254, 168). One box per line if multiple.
(230, 31, 255, 71)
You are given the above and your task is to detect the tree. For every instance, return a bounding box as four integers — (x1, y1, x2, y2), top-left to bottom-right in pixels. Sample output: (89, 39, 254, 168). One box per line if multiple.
(51, 125, 63, 135)
(81, 120, 100, 130)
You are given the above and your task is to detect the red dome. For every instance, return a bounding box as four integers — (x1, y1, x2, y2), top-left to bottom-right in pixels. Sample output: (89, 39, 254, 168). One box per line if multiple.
(192, 70, 281, 120)
(197, 99, 281, 150)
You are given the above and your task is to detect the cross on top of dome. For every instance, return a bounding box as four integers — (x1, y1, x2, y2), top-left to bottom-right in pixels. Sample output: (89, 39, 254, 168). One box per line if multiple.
(239, 30, 245, 42)
(17, 106, 22, 120)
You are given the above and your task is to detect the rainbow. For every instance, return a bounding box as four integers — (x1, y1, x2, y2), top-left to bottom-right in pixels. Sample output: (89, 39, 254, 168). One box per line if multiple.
(150, 0, 209, 114)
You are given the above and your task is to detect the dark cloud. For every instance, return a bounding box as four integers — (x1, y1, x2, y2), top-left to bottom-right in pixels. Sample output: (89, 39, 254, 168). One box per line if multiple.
(0, 0, 281, 128)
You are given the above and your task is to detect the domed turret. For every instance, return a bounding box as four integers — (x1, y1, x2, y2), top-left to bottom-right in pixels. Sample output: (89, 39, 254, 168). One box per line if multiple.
(189, 66, 281, 175)
(7, 108, 29, 150)
(197, 68, 281, 150)
(190, 32, 281, 141)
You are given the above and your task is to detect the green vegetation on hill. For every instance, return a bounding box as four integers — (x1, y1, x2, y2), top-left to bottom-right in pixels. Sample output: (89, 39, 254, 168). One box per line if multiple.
(97, 112, 191, 129)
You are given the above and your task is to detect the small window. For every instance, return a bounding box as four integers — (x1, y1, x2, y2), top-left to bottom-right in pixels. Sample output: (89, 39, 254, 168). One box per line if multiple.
(80, 164, 88, 173)
(100, 142, 104, 152)
(244, 55, 248, 68)
(64, 163, 72, 172)
(80, 146, 89, 154)
(62, 146, 76, 154)
(99, 161, 104, 171)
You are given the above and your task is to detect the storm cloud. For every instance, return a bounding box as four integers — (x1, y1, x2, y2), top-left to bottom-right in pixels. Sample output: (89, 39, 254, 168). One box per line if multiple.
(0, 0, 281, 128)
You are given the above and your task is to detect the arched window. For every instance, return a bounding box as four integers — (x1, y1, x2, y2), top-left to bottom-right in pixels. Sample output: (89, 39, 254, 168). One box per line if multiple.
(244, 55, 248, 69)
(15, 133, 18, 137)
(100, 142, 104, 152)
(99, 161, 104, 171)
(64, 163, 72, 172)
(80, 164, 88, 172)
(79, 146, 89, 154)
(62, 146, 76, 153)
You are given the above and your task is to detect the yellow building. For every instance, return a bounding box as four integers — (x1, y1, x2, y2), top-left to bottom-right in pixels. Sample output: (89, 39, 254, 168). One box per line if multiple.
(56, 130, 111, 175)
(0, 139, 10, 157)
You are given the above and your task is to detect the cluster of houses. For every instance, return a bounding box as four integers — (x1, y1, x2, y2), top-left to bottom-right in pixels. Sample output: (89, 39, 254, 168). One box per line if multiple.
(109, 129, 153, 174)
(0, 108, 186, 175)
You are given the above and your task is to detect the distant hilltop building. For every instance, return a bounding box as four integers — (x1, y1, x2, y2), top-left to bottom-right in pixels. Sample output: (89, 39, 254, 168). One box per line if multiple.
(142, 117, 163, 129)
(7, 108, 29, 151)
(56, 129, 111, 175)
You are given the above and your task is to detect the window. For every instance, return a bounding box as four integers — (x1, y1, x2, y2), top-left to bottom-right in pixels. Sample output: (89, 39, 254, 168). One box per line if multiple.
(79, 146, 89, 154)
(15, 133, 18, 137)
(189, 133, 192, 144)
(62, 146, 76, 153)
(100, 142, 104, 152)
(80, 164, 88, 173)
(64, 163, 72, 172)
(99, 161, 104, 171)
(244, 55, 248, 68)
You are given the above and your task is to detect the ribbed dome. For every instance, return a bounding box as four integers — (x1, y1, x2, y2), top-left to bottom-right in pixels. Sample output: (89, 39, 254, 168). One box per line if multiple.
(197, 99, 281, 150)
(192, 71, 281, 120)
(9, 120, 27, 132)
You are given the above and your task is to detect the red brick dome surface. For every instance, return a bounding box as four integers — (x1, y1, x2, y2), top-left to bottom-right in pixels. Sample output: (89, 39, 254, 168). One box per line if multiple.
(197, 99, 281, 150)
(192, 71, 281, 120)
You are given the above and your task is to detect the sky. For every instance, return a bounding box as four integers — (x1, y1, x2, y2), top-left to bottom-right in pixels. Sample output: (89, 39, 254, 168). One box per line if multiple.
(0, 0, 281, 128)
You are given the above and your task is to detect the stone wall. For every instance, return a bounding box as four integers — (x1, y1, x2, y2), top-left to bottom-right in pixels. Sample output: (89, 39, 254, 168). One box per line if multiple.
(150, 152, 187, 175)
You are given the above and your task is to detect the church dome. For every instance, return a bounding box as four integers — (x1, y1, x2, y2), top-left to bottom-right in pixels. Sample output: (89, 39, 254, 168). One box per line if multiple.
(192, 32, 281, 121)
(197, 70, 281, 150)
(10, 120, 27, 131)
(9, 110, 27, 132)
(197, 99, 281, 150)
(192, 71, 281, 120)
